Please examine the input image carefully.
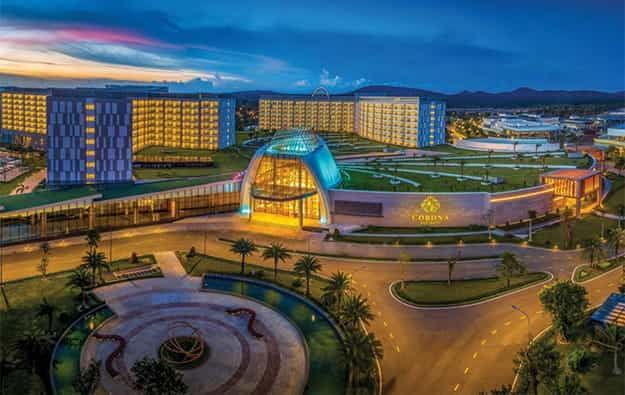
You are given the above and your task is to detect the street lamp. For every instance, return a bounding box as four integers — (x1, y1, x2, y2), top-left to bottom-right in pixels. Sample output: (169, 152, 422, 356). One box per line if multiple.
(512, 304, 532, 344)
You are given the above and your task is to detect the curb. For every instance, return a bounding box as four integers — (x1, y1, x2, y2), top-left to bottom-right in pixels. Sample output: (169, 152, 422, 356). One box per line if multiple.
(387, 271, 554, 310)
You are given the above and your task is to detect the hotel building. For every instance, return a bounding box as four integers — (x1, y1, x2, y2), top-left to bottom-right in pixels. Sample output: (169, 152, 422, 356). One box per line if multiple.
(258, 94, 446, 148)
(0, 87, 235, 185)
(481, 114, 561, 138)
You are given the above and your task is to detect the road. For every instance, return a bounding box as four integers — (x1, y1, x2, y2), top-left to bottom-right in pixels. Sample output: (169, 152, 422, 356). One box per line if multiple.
(0, 219, 620, 394)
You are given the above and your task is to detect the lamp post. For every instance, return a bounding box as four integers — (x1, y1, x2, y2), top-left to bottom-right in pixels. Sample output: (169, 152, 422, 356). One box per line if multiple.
(512, 304, 531, 344)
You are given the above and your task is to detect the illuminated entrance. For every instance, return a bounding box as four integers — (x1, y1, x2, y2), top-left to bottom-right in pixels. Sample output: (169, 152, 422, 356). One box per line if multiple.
(240, 129, 342, 227)
(540, 169, 602, 216)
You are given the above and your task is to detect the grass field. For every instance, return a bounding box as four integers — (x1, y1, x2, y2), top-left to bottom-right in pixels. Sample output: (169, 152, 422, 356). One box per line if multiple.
(600, 175, 625, 215)
(0, 270, 102, 394)
(574, 258, 623, 282)
(133, 147, 251, 180)
(392, 272, 548, 306)
(178, 252, 330, 301)
(530, 215, 618, 249)
(0, 168, 35, 195)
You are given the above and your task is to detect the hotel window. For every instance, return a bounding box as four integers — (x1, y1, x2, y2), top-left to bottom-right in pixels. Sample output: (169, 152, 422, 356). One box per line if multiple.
(86, 150, 96, 156)
(86, 139, 95, 145)
(86, 162, 95, 168)
(85, 104, 95, 110)
(86, 116, 96, 122)
(85, 173, 95, 180)
(86, 127, 95, 133)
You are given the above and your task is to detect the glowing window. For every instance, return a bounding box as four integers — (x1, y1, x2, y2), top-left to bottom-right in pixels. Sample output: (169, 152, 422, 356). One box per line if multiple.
(86, 139, 95, 145)
(85, 104, 95, 110)
(86, 127, 95, 133)
(86, 162, 95, 168)
(86, 150, 96, 156)
(85, 116, 95, 122)
(85, 173, 95, 179)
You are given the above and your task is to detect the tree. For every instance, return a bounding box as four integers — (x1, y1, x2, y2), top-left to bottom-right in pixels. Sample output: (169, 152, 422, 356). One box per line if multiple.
(230, 238, 257, 275)
(72, 359, 101, 395)
(293, 255, 321, 297)
(592, 324, 625, 375)
(487, 149, 494, 167)
(581, 237, 605, 269)
(85, 229, 101, 253)
(398, 251, 410, 289)
(527, 210, 537, 242)
(67, 267, 93, 310)
(339, 329, 383, 390)
(553, 373, 588, 395)
(82, 250, 109, 285)
(479, 385, 513, 395)
(0, 346, 19, 393)
(37, 242, 51, 279)
(459, 159, 467, 180)
(36, 297, 57, 334)
(539, 281, 588, 341)
(12, 329, 54, 381)
(608, 227, 625, 257)
(496, 252, 526, 288)
(322, 271, 352, 308)
(514, 338, 561, 395)
(340, 294, 375, 328)
(131, 357, 188, 395)
(261, 243, 291, 281)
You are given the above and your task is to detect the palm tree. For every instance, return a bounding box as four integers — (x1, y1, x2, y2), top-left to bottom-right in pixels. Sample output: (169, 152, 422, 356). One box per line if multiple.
(527, 210, 537, 242)
(340, 294, 375, 328)
(497, 252, 526, 288)
(560, 207, 574, 249)
(261, 243, 291, 281)
(582, 238, 605, 269)
(593, 324, 625, 375)
(38, 241, 51, 279)
(293, 255, 322, 297)
(513, 141, 519, 156)
(541, 153, 551, 170)
(82, 250, 109, 285)
(85, 229, 101, 253)
(487, 149, 494, 167)
(230, 238, 257, 274)
(340, 330, 384, 389)
(67, 268, 93, 310)
(36, 297, 57, 334)
(608, 227, 625, 258)
(12, 330, 54, 375)
(322, 271, 352, 308)
(0, 346, 19, 393)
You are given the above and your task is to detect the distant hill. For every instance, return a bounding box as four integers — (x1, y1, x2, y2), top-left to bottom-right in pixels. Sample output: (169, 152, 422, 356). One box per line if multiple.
(350, 86, 624, 107)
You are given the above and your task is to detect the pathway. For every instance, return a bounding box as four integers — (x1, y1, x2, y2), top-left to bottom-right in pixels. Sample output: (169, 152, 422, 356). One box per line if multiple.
(9, 168, 45, 195)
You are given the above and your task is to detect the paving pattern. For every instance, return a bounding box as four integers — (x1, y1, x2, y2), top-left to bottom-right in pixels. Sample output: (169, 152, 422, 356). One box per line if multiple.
(85, 279, 307, 395)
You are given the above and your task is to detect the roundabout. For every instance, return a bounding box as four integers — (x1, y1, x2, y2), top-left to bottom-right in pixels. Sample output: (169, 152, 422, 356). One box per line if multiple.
(82, 285, 308, 395)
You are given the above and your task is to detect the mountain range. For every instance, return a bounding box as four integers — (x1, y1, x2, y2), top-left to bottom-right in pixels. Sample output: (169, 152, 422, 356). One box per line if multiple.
(231, 86, 624, 107)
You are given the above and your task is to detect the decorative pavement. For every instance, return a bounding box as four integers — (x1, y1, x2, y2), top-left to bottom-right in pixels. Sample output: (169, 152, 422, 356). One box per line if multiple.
(85, 253, 307, 395)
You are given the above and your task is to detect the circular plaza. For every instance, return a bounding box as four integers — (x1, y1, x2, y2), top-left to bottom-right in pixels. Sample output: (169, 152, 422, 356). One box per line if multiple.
(81, 287, 308, 395)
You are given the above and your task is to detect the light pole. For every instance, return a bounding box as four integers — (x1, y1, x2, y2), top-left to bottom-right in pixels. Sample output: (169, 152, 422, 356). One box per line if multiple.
(512, 304, 531, 344)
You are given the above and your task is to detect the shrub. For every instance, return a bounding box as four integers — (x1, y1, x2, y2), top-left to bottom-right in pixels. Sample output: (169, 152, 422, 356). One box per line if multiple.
(130, 252, 139, 264)
(291, 278, 303, 289)
(566, 347, 597, 373)
(187, 246, 196, 258)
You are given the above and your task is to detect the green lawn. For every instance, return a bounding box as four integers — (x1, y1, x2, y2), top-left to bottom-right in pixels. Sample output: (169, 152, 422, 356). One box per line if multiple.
(0, 271, 102, 394)
(133, 147, 251, 180)
(530, 215, 618, 249)
(354, 225, 487, 234)
(531, 327, 625, 395)
(178, 252, 330, 302)
(574, 258, 623, 282)
(393, 273, 549, 306)
(0, 168, 36, 196)
(334, 233, 519, 245)
(600, 175, 625, 215)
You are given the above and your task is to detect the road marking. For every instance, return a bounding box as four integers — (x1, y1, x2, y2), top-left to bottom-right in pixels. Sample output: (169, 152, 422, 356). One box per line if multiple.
(389, 332, 394, 339)
(608, 283, 615, 287)
(395, 346, 401, 353)
(352, 279, 358, 284)
(481, 339, 487, 345)
(363, 283, 367, 288)
(378, 311, 382, 316)
(453, 384, 460, 392)
(372, 301, 377, 306)
(504, 321, 511, 326)
(472, 352, 478, 359)
(383, 321, 388, 327)
(595, 289, 601, 293)
(464, 367, 469, 375)
(368, 291, 371, 297)
(519, 315, 526, 321)
(535, 310, 543, 315)
(491, 329, 497, 335)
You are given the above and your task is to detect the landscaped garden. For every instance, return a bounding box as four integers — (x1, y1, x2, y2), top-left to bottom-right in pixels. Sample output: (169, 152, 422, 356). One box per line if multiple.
(391, 252, 548, 306)
(332, 232, 519, 245)
(530, 214, 618, 249)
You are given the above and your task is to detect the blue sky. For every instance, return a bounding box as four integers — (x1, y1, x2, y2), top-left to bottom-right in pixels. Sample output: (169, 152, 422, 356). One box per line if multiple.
(0, 0, 623, 93)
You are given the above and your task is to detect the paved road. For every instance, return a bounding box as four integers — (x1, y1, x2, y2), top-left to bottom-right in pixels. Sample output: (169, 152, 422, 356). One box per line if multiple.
(1, 220, 619, 394)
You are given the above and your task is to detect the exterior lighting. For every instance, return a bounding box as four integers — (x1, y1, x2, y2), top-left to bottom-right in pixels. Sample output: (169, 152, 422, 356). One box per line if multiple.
(426, 241, 432, 248)
(457, 240, 464, 247)
(522, 241, 528, 247)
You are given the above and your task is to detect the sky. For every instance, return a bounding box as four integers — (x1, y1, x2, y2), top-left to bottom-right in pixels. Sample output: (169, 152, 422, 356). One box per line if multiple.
(0, 0, 623, 93)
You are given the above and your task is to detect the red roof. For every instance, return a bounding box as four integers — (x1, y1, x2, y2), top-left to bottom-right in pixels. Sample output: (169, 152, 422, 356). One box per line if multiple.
(541, 168, 600, 181)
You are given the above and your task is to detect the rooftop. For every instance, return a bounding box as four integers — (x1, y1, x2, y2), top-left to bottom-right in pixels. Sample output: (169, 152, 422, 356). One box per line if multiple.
(591, 293, 625, 327)
(0, 187, 100, 214)
(265, 129, 323, 156)
(541, 168, 600, 181)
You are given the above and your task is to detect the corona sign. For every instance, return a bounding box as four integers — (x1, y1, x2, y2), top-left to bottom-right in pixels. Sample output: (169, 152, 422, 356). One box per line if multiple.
(412, 196, 449, 225)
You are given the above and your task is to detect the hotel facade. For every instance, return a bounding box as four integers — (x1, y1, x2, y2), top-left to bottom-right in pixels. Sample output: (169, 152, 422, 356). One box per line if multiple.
(258, 95, 446, 148)
(0, 87, 235, 185)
